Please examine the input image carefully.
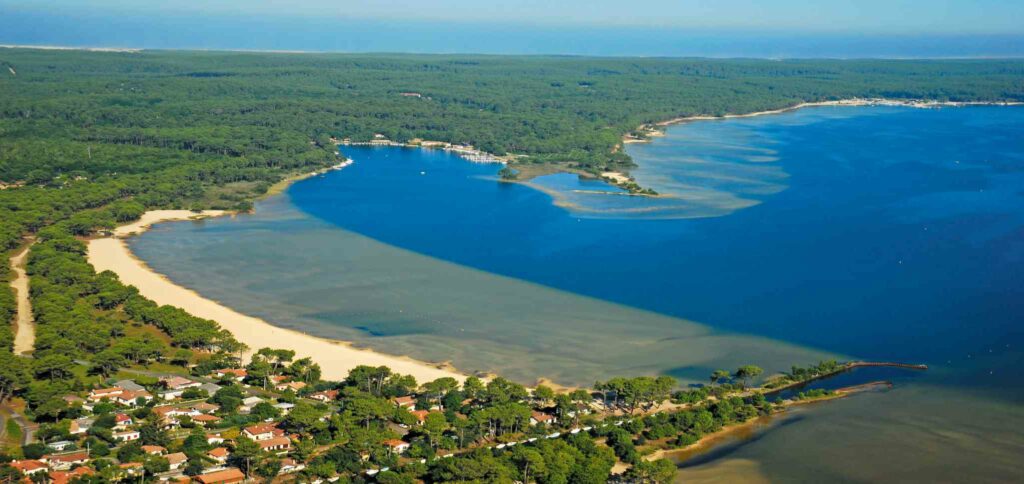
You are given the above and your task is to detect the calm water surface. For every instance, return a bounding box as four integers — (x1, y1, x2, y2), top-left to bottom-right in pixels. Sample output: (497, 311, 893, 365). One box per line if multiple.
(132, 106, 1024, 480)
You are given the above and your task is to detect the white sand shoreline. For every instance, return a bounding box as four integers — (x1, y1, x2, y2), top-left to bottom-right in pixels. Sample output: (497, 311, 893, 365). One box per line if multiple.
(87, 209, 464, 383)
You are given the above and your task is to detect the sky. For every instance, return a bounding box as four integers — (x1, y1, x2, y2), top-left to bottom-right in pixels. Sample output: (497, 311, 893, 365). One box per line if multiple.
(2, 1, 1024, 56)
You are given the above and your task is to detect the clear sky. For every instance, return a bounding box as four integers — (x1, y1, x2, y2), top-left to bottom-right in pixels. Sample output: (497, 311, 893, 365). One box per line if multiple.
(3, 0, 1023, 34)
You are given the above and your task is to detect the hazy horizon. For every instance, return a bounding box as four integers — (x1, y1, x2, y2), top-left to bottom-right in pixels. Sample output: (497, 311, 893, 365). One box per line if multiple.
(3, 2, 1024, 58)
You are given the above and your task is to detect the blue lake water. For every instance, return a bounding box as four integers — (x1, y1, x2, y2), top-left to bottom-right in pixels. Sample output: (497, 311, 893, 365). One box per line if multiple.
(131, 105, 1024, 480)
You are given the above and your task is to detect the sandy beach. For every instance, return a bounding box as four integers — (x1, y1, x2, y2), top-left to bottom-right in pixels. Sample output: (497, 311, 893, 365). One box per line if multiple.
(87, 210, 464, 383)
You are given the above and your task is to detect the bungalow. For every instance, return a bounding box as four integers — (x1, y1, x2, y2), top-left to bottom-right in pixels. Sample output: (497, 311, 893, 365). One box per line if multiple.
(212, 368, 247, 382)
(49, 466, 94, 484)
(165, 452, 188, 471)
(530, 411, 557, 426)
(243, 423, 283, 441)
(256, 436, 291, 453)
(113, 430, 142, 442)
(279, 458, 306, 474)
(392, 396, 416, 410)
(239, 396, 264, 414)
(161, 376, 202, 391)
(192, 414, 222, 427)
(274, 381, 306, 393)
(309, 389, 339, 403)
(383, 439, 410, 454)
(119, 462, 144, 477)
(207, 447, 229, 465)
(195, 468, 246, 484)
(69, 417, 94, 435)
(273, 402, 296, 416)
(46, 440, 75, 452)
(10, 460, 48, 475)
(113, 389, 154, 407)
(142, 445, 167, 455)
(87, 387, 124, 402)
(410, 410, 431, 425)
(114, 413, 133, 429)
(41, 451, 89, 470)
(113, 380, 146, 392)
(206, 433, 226, 445)
(190, 402, 220, 414)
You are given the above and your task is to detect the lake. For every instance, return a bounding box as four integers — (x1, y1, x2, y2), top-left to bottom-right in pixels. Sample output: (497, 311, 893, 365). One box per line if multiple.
(131, 105, 1024, 480)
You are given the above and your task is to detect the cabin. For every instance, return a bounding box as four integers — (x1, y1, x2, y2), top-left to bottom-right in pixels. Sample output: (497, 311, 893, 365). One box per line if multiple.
(46, 440, 74, 452)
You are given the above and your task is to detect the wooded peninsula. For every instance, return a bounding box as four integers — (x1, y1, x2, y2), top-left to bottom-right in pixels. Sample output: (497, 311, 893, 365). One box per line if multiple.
(0, 48, 1018, 483)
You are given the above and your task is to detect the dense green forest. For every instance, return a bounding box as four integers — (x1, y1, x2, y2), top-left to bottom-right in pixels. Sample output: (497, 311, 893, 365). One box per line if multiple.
(0, 49, 1021, 481)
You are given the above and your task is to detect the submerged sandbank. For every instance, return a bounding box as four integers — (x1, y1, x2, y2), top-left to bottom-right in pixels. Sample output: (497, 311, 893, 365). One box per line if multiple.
(87, 210, 464, 383)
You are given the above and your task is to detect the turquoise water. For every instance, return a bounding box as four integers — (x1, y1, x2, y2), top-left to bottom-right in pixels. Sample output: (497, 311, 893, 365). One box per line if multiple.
(131, 105, 1024, 480)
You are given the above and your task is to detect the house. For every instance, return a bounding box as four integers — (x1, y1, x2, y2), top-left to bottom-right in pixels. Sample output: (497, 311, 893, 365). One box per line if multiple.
(273, 402, 295, 416)
(192, 414, 222, 426)
(530, 411, 557, 426)
(165, 452, 188, 471)
(161, 376, 202, 391)
(113, 430, 141, 442)
(256, 436, 291, 453)
(393, 396, 416, 409)
(41, 451, 89, 470)
(199, 382, 222, 395)
(113, 389, 154, 407)
(195, 468, 246, 484)
(46, 440, 75, 452)
(114, 413, 133, 429)
(274, 381, 306, 393)
(206, 433, 225, 445)
(114, 380, 146, 392)
(309, 389, 339, 402)
(410, 410, 432, 425)
(189, 402, 219, 414)
(119, 462, 144, 477)
(69, 417, 94, 435)
(10, 460, 48, 475)
(279, 458, 305, 474)
(87, 387, 124, 401)
(383, 439, 410, 454)
(142, 445, 167, 455)
(239, 396, 264, 414)
(49, 466, 94, 484)
(213, 368, 247, 382)
(207, 447, 229, 464)
(243, 423, 283, 441)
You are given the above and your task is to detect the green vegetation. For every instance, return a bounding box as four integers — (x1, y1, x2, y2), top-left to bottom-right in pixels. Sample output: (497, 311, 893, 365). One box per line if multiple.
(0, 48, 1017, 481)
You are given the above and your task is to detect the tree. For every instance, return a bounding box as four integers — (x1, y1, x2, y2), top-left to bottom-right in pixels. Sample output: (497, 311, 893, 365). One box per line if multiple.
(0, 352, 29, 403)
(710, 369, 731, 387)
(625, 458, 677, 483)
(532, 385, 555, 404)
(230, 436, 263, 479)
(90, 350, 125, 377)
(422, 412, 449, 448)
(734, 365, 764, 389)
(511, 446, 546, 483)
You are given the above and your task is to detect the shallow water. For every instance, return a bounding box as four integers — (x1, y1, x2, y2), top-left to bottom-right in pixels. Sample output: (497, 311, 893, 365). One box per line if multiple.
(131, 105, 1024, 478)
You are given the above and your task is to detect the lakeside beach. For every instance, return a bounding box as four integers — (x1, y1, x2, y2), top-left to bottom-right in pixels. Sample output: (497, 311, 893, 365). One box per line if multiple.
(87, 209, 464, 384)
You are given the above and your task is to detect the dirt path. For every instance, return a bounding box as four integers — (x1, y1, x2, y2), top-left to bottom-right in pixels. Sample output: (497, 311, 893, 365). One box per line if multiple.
(9, 243, 34, 355)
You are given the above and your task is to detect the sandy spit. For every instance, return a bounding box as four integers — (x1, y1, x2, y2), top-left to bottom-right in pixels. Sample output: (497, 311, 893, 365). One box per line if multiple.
(87, 210, 464, 383)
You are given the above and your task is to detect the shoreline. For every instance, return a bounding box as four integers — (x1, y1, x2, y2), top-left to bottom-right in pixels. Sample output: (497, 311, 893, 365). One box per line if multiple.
(624, 98, 1024, 144)
(86, 209, 465, 384)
